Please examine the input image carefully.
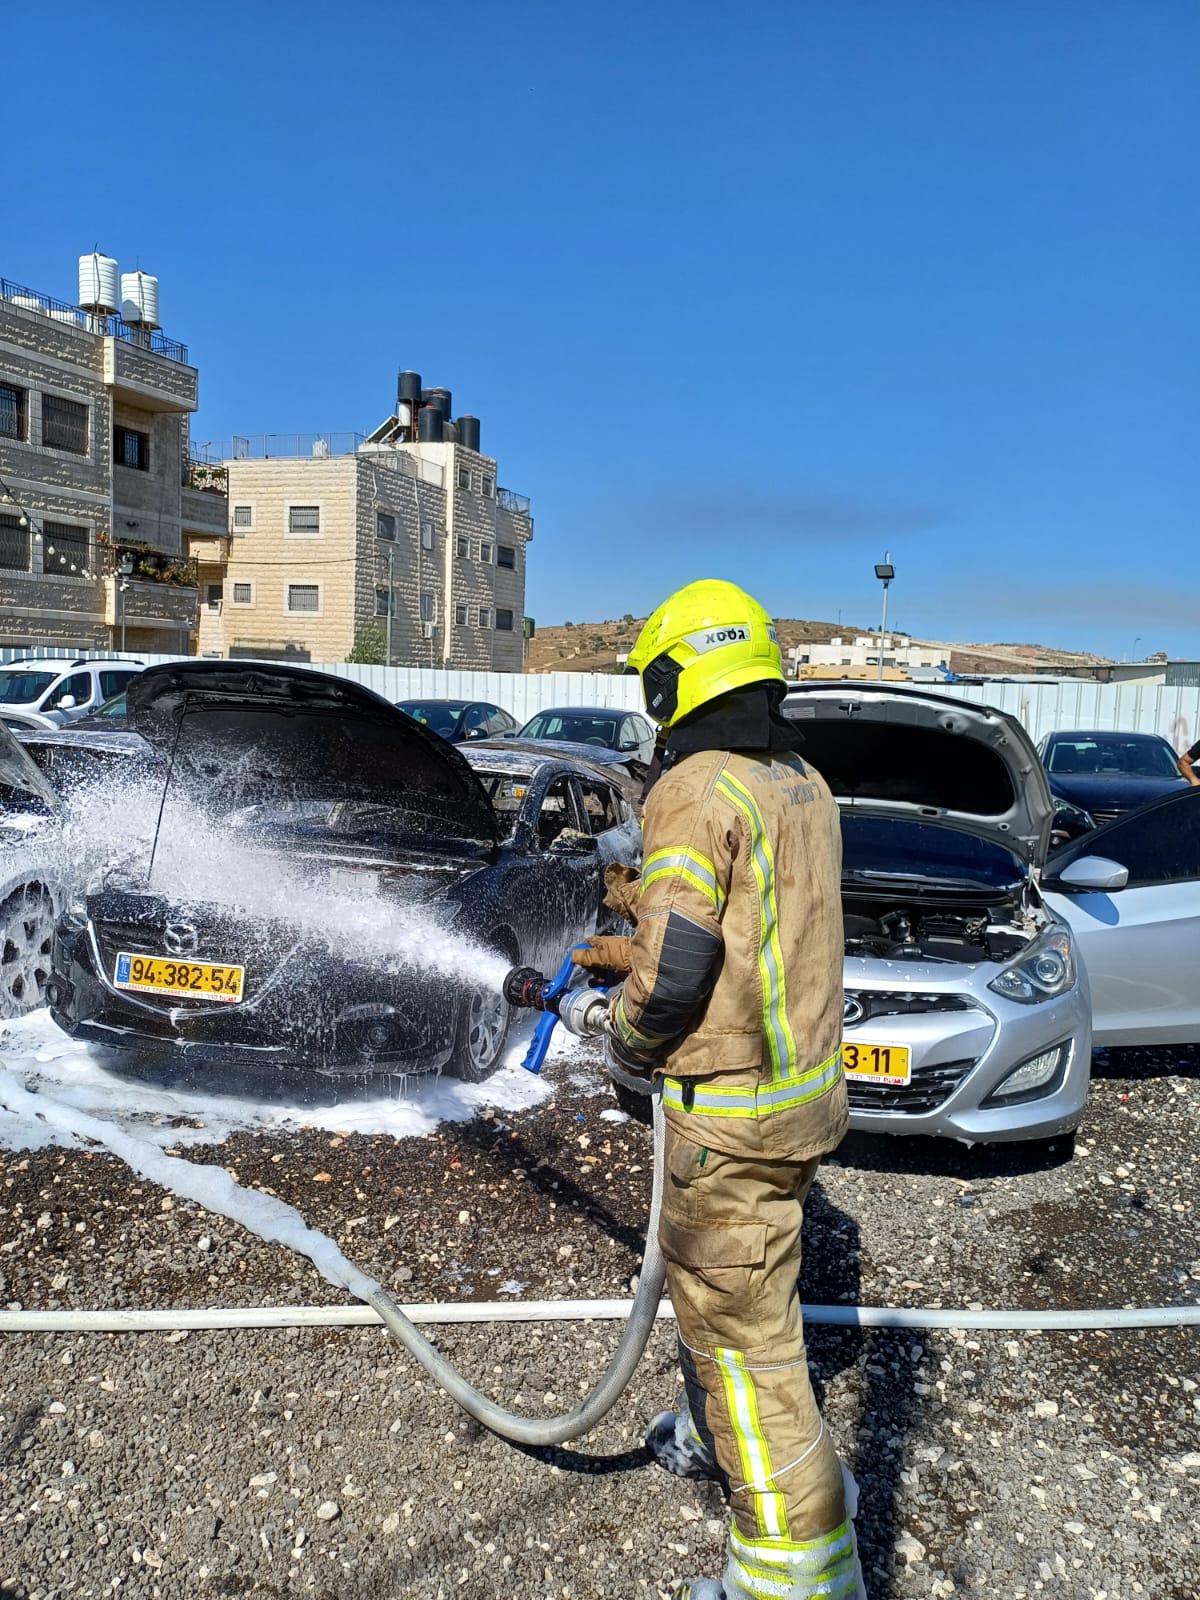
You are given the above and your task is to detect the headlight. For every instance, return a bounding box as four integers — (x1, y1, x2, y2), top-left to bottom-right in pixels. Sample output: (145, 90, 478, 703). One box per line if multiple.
(987, 926, 1075, 1005)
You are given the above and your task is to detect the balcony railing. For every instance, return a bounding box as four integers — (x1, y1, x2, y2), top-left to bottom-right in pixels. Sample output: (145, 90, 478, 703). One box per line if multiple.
(497, 487, 531, 515)
(183, 457, 229, 495)
(191, 432, 365, 462)
(103, 539, 199, 588)
(1, 277, 189, 363)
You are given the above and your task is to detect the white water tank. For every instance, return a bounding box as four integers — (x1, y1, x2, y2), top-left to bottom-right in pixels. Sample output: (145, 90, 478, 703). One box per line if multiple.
(78, 253, 119, 313)
(120, 270, 160, 328)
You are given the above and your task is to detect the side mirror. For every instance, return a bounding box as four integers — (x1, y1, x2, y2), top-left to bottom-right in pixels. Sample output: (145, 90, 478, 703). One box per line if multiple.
(1054, 855, 1130, 892)
(56, 695, 77, 710)
(549, 832, 598, 856)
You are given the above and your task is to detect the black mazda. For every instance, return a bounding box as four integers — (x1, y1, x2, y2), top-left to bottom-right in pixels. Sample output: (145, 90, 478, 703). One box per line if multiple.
(48, 661, 640, 1080)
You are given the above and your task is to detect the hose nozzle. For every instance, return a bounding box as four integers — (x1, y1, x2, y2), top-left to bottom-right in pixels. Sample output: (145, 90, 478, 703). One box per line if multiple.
(503, 966, 559, 1013)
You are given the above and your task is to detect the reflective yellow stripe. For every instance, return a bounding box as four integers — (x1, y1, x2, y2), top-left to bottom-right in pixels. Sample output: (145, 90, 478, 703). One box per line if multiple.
(661, 1049, 843, 1121)
(714, 772, 797, 1080)
(611, 992, 667, 1051)
(728, 1520, 858, 1600)
(714, 1347, 788, 1540)
(642, 847, 726, 912)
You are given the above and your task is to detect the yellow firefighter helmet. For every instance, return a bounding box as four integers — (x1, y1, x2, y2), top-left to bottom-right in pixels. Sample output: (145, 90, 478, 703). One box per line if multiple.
(628, 579, 784, 727)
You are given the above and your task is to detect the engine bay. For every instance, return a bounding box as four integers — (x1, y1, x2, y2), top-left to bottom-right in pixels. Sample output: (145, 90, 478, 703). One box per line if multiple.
(844, 893, 1037, 965)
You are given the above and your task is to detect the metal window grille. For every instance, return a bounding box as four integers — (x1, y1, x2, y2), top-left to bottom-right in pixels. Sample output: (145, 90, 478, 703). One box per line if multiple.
(42, 521, 91, 574)
(375, 588, 395, 617)
(497, 544, 516, 570)
(0, 383, 27, 440)
(455, 602, 468, 625)
(419, 591, 435, 623)
(232, 582, 253, 604)
(288, 505, 321, 533)
(41, 394, 89, 454)
(479, 541, 493, 564)
(478, 606, 491, 629)
(496, 608, 515, 631)
(232, 504, 254, 530)
(287, 583, 320, 612)
(0, 512, 30, 572)
(114, 427, 149, 470)
(377, 512, 397, 541)
(421, 519, 434, 550)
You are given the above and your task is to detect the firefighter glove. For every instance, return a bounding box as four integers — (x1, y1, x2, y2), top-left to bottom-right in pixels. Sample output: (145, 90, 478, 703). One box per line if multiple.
(603, 864, 642, 926)
(575, 935, 633, 976)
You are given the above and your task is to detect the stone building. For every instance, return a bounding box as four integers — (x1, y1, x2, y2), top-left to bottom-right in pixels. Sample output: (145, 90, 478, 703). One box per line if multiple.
(0, 262, 226, 654)
(190, 388, 533, 669)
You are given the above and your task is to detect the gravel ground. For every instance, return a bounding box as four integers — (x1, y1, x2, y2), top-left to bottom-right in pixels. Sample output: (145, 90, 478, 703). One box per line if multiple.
(1, 1038, 1198, 1600)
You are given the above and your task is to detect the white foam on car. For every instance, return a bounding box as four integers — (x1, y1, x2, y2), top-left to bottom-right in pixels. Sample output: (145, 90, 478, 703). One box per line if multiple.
(0, 1010, 562, 1153)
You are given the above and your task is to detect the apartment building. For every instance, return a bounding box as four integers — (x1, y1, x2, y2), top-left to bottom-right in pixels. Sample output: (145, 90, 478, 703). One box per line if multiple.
(788, 634, 951, 675)
(191, 375, 533, 669)
(0, 256, 226, 654)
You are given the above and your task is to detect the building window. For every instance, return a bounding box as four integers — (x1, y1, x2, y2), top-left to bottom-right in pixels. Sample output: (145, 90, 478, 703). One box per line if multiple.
(287, 583, 321, 613)
(481, 476, 494, 498)
(457, 466, 471, 490)
(455, 602, 468, 626)
(42, 522, 91, 575)
(0, 383, 27, 441)
(376, 587, 395, 617)
(232, 503, 254, 531)
(0, 512, 30, 572)
(421, 519, 434, 550)
(377, 511, 396, 541)
(288, 505, 321, 534)
(478, 606, 491, 629)
(206, 583, 223, 611)
(419, 591, 435, 623)
(231, 582, 254, 605)
(496, 608, 514, 632)
(41, 394, 89, 455)
(456, 534, 469, 558)
(114, 426, 149, 470)
(497, 544, 516, 570)
(479, 541, 493, 564)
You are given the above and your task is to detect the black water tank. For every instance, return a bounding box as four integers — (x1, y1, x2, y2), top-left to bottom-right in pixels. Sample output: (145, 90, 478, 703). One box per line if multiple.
(457, 415, 481, 452)
(417, 404, 444, 442)
(421, 387, 452, 420)
(442, 420, 460, 445)
(397, 370, 422, 403)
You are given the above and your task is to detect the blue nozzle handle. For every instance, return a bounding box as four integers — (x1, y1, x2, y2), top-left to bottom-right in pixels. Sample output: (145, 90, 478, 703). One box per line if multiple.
(519, 946, 593, 1075)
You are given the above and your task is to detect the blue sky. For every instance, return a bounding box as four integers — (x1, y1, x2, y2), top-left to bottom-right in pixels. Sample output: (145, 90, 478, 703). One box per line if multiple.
(6, 0, 1197, 659)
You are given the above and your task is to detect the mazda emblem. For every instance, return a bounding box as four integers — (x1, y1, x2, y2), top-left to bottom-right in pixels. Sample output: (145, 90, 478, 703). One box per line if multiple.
(162, 922, 199, 956)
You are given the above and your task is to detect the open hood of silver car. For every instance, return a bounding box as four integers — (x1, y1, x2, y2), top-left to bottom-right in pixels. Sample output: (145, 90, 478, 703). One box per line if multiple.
(128, 661, 500, 849)
(784, 684, 1054, 865)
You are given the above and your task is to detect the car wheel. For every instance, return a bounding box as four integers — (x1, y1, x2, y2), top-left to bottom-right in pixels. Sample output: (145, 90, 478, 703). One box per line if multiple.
(447, 973, 514, 1083)
(0, 885, 55, 1018)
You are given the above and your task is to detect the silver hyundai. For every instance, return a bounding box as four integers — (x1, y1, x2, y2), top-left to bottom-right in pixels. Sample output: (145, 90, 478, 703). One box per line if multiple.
(785, 685, 1091, 1143)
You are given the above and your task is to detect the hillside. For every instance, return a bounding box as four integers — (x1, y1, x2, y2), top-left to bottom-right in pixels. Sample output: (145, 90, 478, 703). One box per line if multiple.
(525, 616, 860, 674)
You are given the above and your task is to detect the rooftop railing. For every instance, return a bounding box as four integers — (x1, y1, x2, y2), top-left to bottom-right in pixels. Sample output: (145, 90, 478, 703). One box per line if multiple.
(1, 277, 189, 364)
(497, 487, 531, 515)
(191, 432, 365, 462)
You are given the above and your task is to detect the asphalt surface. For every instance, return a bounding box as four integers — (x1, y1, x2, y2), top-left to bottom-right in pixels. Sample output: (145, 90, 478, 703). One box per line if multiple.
(1, 1038, 1198, 1600)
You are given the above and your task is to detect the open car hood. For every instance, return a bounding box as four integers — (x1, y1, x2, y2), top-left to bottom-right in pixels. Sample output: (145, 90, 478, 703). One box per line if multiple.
(128, 661, 500, 849)
(0, 719, 59, 813)
(783, 684, 1054, 866)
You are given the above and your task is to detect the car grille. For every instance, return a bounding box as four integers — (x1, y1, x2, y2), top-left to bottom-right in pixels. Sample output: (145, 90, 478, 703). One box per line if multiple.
(846, 1056, 975, 1115)
(845, 990, 973, 1025)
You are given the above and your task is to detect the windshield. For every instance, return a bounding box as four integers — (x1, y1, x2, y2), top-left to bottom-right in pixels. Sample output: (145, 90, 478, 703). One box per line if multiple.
(396, 701, 464, 739)
(841, 815, 1025, 892)
(0, 670, 56, 705)
(521, 711, 618, 747)
(1046, 736, 1181, 780)
(93, 691, 128, 720)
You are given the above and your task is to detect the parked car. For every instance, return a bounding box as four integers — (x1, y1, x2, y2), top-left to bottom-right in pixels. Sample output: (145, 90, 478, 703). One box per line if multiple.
(48, 662, 641, 1082)
(0, 659, 144, 733)
(474, 737, 648, 808)
(516, 706, 657, 764)
(395, 698, 518, 744)
(785, 684, 1091, 1143)
(1041, 787, 1200, 1047)
(0, 720, 62, 1015)
(1038, 729, 1189, 825)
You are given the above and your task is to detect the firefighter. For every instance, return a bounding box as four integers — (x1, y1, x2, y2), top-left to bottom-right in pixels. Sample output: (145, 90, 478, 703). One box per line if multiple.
(577, 579, 866, 1600)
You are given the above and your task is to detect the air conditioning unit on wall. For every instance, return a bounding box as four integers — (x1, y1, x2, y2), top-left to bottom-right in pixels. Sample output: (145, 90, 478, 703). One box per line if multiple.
(422, 622, 435, 640)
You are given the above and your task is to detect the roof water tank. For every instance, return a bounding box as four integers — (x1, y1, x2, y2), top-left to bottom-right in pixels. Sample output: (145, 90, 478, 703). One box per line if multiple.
(78, 253, 119, 313)
(417, 405, 444, 443)
(397, 370, 422, 403)
(120, 271, 160, 328)
(442, 420, 460, 445)
(457, 415, 481, 452)
(421, 387, 452, 420)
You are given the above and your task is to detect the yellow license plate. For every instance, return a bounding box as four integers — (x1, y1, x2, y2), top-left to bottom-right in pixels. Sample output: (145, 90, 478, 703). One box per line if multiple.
(842, 1041, 911, 1085)
(113, 952, 244, 1004)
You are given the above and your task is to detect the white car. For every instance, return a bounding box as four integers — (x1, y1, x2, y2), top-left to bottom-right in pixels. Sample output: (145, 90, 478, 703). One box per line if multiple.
(0, 658, 144, 733)
(0, 720, 61, 1015)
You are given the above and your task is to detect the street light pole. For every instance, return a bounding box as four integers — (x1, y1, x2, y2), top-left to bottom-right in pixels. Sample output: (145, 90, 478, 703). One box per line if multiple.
(385, 544, 395, 666)
(874, 551, 895, 682)
(1132, 636, 1142, 664)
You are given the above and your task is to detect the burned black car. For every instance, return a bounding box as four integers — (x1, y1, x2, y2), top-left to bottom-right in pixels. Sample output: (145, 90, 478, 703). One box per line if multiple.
(48, 662, 641, 1081)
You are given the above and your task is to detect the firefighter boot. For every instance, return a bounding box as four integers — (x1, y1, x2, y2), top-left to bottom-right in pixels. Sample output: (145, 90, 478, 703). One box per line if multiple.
(646, 1404, 718, 1481)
